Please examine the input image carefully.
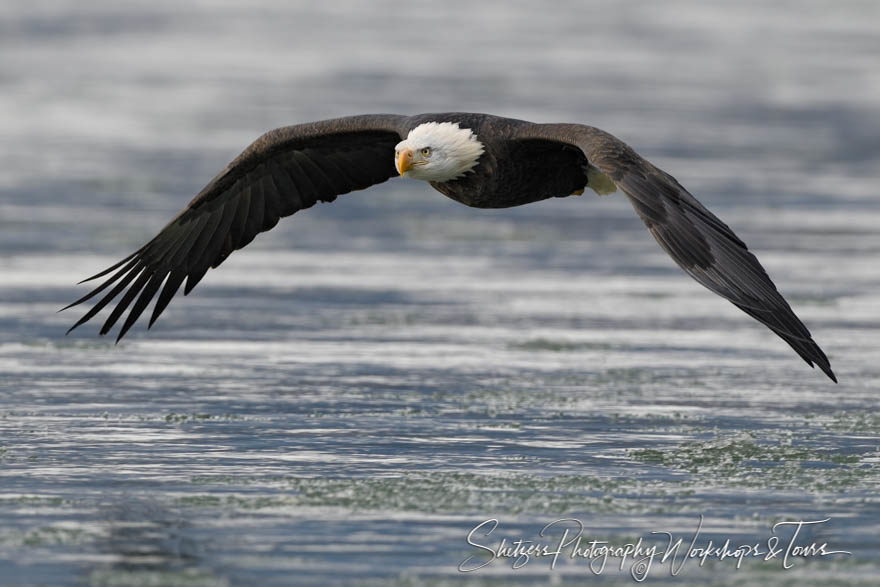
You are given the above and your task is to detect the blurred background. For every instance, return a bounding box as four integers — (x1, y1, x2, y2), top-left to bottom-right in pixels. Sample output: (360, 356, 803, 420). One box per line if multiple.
(1, 1, 878, 585)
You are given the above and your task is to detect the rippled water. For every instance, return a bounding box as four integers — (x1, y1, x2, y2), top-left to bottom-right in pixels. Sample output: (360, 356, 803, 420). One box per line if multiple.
(2, 1, 879, 585)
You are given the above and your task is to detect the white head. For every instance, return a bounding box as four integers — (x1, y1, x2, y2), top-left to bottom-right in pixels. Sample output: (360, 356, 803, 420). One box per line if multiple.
(394, 122, 485, 182)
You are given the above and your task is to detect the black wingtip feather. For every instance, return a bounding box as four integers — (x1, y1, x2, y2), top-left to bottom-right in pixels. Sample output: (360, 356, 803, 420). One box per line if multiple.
(66, 261, 144, 334)
(99, 270, 152, 336)
(732, 301, 836, 382)
(77, 251, 140, 284)
(183, 263, 210, 295)
(116, 271, 168, 341)
(62, 257, 141, 313)
(149, 271, 185, 328)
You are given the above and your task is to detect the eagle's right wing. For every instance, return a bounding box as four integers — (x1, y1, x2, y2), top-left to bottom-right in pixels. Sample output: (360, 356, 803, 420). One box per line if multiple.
(64, 114, 410, 340)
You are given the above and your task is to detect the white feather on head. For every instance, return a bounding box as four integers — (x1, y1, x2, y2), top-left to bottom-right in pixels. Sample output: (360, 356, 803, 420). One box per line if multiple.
(395, 122, 484, 182)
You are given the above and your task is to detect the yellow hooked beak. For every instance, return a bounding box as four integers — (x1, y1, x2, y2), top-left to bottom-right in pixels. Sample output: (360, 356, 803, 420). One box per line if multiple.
(396, 148, 414, 175)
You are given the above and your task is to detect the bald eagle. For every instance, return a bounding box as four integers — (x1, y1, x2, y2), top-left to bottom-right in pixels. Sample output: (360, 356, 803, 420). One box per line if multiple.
(64, 113, 836, 382)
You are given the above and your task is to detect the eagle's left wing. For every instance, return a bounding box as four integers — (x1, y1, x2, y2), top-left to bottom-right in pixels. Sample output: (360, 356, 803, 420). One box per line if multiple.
(514, 123, 835, 382)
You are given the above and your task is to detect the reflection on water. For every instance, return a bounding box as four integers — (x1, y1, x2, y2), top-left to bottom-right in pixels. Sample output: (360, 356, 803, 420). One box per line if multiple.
(1, 1, 879, 585)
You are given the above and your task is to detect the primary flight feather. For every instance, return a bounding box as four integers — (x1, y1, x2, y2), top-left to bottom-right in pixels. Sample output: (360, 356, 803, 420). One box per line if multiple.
(64, 112, 836, 382)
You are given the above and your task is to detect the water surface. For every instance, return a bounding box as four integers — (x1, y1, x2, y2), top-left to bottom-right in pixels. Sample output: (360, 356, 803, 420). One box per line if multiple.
(1, 1, 879, 585)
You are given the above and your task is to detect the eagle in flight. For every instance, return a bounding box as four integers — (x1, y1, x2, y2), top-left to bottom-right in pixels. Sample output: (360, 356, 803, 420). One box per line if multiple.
(64, 113, 836, 382)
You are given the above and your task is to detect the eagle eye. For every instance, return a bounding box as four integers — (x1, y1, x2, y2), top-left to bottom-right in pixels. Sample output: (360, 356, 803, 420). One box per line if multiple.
(421, 147, 431, 157)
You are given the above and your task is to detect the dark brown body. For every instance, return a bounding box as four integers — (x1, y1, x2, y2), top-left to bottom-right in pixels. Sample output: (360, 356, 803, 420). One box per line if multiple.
(406, 113, 589, 208)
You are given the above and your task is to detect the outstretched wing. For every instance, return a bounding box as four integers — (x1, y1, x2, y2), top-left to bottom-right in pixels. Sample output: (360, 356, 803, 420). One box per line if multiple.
(65, 114, 409, 340)
(514, 123, 836, 382)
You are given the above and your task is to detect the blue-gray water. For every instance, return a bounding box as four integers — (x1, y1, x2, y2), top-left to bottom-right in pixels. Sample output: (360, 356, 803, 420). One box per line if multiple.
(1, 1, 879, 585)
